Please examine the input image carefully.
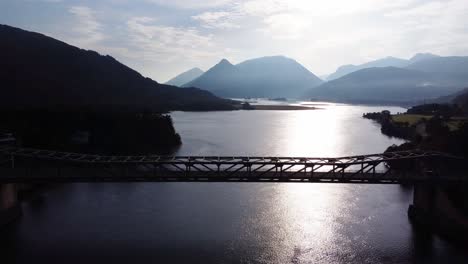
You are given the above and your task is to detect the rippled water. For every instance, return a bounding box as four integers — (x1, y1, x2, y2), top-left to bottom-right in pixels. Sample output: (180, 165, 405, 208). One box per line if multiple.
(4, 103, 468, 263)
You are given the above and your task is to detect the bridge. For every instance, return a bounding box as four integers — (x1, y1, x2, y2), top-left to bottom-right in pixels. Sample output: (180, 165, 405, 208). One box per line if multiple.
(1, 146, 467, 232)
(0, 146, 466, 184)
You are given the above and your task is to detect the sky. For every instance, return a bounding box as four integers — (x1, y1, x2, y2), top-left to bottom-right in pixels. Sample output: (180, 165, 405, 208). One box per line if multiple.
(1, 0, 468, 82)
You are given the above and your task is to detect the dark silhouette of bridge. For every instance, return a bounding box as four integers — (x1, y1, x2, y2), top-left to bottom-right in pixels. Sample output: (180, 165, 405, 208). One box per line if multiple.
(1, 146, 467, 232)
(0, 146, 465, 184)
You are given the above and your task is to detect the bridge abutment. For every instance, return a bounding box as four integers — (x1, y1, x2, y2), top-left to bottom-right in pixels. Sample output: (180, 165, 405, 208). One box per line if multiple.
(0, 184, 21, 228)
(409, 184, 468, 241)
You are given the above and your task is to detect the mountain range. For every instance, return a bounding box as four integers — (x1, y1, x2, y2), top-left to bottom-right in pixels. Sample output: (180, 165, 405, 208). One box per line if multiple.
(5, 23, 468, 109)
(182, 56, 323, 98)
(306, 67, 465, 103)
(306, 55, 468, 103)
(165, 52, 468, 103)
(326, 53, 439, 81)
(0, 24, 234, 112)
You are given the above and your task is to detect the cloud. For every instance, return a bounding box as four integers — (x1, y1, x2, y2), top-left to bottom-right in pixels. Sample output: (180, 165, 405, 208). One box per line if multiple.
(382, 0, 468, 54)
(126, 16, 220, 62)
(20, 0, 468, 79)
(146, 0, 233, 9)
(68, 6, 105, 46)
(188, 0, 418, 39)
(260, 13, 310, 39)
(192, 11, 241, 29)
(236, 0, 416, 17)
(26, 0, 63, 2)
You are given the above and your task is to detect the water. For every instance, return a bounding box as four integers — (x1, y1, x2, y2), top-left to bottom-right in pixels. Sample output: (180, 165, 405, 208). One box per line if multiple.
(3, 103, 468, 263)
(173, 102, 402, 156)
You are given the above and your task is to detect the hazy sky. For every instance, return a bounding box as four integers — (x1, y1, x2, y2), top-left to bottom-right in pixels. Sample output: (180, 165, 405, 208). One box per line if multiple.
(1, 0, 468, 82)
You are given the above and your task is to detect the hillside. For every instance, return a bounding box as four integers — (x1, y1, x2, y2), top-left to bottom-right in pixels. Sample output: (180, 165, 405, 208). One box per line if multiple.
(165, 67, 204, 87)
(0, 24, 234, 112)
(183, 56, 323, 98)
(453, 88, 468, 114)
(306, 67, 465, 103)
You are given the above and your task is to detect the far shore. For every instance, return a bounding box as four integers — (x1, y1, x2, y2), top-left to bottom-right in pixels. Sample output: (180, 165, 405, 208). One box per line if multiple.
(251, 105, 319, 110)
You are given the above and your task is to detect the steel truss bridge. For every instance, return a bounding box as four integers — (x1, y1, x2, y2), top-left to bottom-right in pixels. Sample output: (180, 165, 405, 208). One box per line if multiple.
(0, 146, 466, 184)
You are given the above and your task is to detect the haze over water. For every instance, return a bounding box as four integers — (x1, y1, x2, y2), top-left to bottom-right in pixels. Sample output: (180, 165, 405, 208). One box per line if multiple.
(5, 103, 468, 263)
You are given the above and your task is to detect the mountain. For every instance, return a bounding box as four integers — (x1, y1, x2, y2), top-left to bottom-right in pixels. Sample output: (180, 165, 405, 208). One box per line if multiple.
(327, 56, 409, 81)
(326, 53, 439, 81)
(319, 74, 329, 81)
(0, 24, 234, 112)
(183, 59, 241, 97)
(183, 56, 323, 98)
(408, 53, 440, 63)
(405, 56, 468, 74)
(306, 67, 465, 103)
(165, 67, 204, 87)
(403, 56, 468, 99)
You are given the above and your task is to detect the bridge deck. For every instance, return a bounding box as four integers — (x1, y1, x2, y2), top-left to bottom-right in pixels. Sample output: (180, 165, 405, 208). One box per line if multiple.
(0, 147, 466, 183)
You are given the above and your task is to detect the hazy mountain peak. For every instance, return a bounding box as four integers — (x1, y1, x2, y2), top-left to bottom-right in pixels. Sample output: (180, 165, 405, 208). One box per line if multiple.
(181, 58, 237, 88)
(205, 58, 236, 73)
(190, 67, 203, 72)
(409, 53, 439, 62)
(217, 58, 233, 66)
(165, 67, 204, 87)
(237, 55, 295, 66)
(248, 55, 287, 61)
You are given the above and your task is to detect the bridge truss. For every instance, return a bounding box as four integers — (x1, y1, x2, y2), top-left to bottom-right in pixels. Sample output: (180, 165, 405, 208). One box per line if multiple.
(0, 147, 466, 183)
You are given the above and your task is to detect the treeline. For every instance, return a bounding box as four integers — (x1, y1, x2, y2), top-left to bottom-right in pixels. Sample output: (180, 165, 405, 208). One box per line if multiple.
(363, 111, 414, 140)
(364, 105, 468, 157)
(0, 110, 181, 154)
(385, 116, 468, 157)
(406, 103, 462, 116)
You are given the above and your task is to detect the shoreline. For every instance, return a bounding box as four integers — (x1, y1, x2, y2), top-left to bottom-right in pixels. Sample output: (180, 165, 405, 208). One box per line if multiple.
(251, 105, 319, 110)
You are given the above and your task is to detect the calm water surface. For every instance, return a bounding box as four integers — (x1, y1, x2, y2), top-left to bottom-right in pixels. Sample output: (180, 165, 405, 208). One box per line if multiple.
(4, 102, 468, 263)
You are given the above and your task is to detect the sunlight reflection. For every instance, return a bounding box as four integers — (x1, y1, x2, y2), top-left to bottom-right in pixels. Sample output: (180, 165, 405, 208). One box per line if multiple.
(285, 104, 341, 157)
(277, 183, 348, 262)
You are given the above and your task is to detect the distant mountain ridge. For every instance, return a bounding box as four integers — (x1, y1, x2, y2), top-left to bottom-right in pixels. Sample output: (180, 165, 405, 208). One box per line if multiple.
(326, 53, 439, 81)
(307, 53, 468, 104)
(306, 66, 468, 103)
(165, 67, 204, 87)
(183, 56, 323, 98)
(405, 56, 468, 74)
(0, 24, 233, 112)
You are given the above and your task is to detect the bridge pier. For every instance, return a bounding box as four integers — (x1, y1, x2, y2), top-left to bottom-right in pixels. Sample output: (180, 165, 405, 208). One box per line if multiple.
(408, 184, 435, 228)
(409, 184, 468, 241)
(0, 184, 21, 228)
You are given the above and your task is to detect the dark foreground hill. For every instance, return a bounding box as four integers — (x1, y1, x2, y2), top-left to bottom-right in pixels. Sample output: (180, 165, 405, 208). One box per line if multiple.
(183, 56, 323, 98)
(0, 24, 234, 112)
(0, 24, 236, 154)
